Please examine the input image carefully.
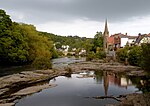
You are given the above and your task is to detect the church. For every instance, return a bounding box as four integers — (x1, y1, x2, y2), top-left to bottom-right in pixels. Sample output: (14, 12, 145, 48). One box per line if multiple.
(103, 20, 114, 52)
(103, 20, 138, 52)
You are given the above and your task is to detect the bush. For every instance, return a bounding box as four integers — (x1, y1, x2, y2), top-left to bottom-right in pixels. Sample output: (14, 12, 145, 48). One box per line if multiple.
(116, 47, 129, 62)
(128, 46, 142, 66)
(141, 44, 150, 71)
(32, 57, 52, 70)
(95, 51, 106, 59)
(57, 51, 64, 57)
(86, 52, 95, 61)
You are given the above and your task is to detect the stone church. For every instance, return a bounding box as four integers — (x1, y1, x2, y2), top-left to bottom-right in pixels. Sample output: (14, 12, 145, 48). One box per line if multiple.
(103, 19, 109, 52)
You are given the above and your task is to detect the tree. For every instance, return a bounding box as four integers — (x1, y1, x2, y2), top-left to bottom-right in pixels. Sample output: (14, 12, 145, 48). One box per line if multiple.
(141, 44, 150, 71)
(116, 47, 129, 62)
(83, 39, 93, 54)
(0, 9, 12, 34)
(19, 24, 53, 69)
(128, 46, 142, 66)
(0, 10, 29, 65)
(93, 32, 103, 52)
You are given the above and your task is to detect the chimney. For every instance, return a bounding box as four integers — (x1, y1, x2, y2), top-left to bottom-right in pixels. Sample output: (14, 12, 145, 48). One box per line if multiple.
(138, 33, 141, 36)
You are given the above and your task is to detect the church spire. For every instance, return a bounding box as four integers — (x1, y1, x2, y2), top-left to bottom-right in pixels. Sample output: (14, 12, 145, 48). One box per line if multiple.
(104, 19, 109, 35)
(103, 19, 109, 52)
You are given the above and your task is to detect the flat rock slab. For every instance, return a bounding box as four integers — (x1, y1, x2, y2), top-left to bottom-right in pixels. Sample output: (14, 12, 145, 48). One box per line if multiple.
(12, 83, 57, 96)
(117, 93, 150, 106)
(0, 103, 15, 106)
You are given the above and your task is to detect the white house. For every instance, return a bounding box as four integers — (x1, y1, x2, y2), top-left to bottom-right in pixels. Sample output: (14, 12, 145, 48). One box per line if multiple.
(135, 34, 150, 46)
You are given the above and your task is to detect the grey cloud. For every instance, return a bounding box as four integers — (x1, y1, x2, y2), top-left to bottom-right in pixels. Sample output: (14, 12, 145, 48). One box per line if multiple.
(0, 0, 150, 23)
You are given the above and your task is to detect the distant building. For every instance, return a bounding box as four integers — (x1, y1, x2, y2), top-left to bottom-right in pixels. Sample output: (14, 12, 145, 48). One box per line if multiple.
(62, 45, 69, 52)
(102, 20, 138, 51)
(110, 33, 137, 50)
(135, 33, 150, 46)
(79, 49, 86, 55)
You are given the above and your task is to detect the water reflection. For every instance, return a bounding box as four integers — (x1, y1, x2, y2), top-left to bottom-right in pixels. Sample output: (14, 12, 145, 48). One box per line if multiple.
(80, 71, 134, 96)
(16, 71, 149, 106)
(129, 76, 150, 93)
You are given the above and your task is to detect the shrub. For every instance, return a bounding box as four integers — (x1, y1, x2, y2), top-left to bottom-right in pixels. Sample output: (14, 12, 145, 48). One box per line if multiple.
(128, 46, 142, 66)
(32, 57, 52, 70)
(116, 47, 129, 62)
(95, 51, 106, 59)
(86, 52, 95, 61)
(141, 44, 150, 71)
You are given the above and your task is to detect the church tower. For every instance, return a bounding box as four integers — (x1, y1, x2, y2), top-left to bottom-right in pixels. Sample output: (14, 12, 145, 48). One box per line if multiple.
(103, 19, 109, 52)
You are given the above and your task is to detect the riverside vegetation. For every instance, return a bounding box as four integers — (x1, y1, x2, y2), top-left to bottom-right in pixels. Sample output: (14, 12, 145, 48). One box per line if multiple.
(0, 9, 92, 69)
(116, 44, 150, 71)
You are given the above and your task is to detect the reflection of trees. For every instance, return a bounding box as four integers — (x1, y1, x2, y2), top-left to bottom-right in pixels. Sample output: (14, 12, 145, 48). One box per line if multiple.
(129, 76, 150, 93)
(94, 71, 103, 83)
(65, 73, 72, 78)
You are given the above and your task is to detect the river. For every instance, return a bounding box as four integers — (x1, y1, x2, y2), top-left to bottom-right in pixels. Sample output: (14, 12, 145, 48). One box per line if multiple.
(0, 57, 85, 77)
(1, 57, 149, 106)
(16, 71, 142, 106)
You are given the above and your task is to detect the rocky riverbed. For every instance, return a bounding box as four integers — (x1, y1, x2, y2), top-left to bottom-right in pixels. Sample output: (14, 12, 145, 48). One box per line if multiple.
(0, 61, 149, 106)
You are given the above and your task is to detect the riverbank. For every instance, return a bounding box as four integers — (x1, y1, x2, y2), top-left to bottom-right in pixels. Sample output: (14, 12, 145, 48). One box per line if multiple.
(0, 69, 68, 106)
(0, 60, 149, 106)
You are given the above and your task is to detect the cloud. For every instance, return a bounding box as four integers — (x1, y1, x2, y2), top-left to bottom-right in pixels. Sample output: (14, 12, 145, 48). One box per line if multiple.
(1, 0, 150, 37)
(37, 19, 102, 38)
(37, 15, 150, 38)
(110, 15, 150, 35)
(1, 0, 150, 23)
(7, 11, 25, 22)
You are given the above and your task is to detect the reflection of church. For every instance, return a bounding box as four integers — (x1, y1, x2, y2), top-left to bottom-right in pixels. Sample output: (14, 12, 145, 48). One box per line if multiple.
(103, 71, 109, 96)
(103, 71, 132, 96)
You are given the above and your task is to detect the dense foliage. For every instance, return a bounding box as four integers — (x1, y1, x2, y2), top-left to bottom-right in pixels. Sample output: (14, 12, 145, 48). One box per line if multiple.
(141, 44, 150, 71)
(92, 32, 103, 52)
(116, 47, 129, 62)
(117, 44, 150, 71)
(0, 9, 56, 69)
(86, 32, 105, 61)
(128, 46, 142, 66)
(38, 32, 92, 52)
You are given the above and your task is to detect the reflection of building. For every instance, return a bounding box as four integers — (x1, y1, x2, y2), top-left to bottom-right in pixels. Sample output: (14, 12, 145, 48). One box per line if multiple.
(120, 77, 132, 87)
(103, 72, 133, 96)
(103, 71, 109, 96)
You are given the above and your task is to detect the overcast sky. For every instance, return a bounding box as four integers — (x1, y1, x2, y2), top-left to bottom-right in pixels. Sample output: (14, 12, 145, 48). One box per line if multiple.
(1, 0, 150, 38)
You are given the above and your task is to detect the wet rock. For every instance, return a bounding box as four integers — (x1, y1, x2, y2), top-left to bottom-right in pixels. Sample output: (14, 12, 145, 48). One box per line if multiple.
(0, 69, 67, 104)
(12, 83, 57, 96)
(116, 93, 150, 106)
(0, 103, 15, 106)
(69, 61, 141, 73)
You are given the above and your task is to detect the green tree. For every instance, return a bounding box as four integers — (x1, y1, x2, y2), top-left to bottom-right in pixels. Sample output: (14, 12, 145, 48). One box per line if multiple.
(116, 47, 129, 62)
(0, 10, 29, 65)
(93, 32, 103, 52)
(0, 9, 12, 33)
(19, 24, 53, 69)
(128, 46, 142, 66)
(83, 39, 93, 54)
(141, 44, 150, 71)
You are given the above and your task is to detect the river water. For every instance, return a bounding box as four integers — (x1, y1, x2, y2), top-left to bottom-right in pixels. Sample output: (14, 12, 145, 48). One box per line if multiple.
(1, 57, 148, 106)
(0, 57, 85, 77)
(16, 71, 142, 106)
